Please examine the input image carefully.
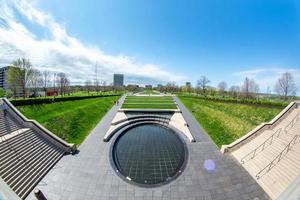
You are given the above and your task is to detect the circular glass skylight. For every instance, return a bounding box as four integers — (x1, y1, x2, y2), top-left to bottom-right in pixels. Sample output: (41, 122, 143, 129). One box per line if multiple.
(111, 123, 186, 186)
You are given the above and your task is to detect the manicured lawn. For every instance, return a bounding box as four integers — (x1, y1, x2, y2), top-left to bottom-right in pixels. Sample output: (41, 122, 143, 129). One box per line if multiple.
(122, 96, 177, 109)
(17, 96, 119, 145)
(179, 96, 283, 148)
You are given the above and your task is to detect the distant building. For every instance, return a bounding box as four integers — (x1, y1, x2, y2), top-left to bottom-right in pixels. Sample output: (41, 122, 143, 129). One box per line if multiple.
(0, 66, 11, 90)
(145, 85, 152, 89)
(113, 74, 124, 86)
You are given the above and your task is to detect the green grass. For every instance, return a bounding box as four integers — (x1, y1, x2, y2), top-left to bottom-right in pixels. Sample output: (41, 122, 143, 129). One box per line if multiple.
(17, 96, 119, 145)
(139, 90, 161, 95)
(179, 96, 283, 148)
(122, 96, 177, 109)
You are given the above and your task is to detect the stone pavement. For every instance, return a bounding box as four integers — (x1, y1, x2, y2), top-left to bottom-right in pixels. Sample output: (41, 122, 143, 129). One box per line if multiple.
(25, 95, 269, 200)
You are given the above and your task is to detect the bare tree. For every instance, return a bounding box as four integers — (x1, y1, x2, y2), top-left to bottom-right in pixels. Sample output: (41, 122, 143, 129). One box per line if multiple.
(57, 72, 69, 96)
(229, 86, 240, 98)
(42, 70, 51, 97)
(197, 76, 210, 94)
(218, 81, 227, 96)
(275, 72, 297, 99)
(85, 80, 92, 95)
(11, 58, 33, 98)
(241, 77, 259, 98)
(30, 69, 42, 97)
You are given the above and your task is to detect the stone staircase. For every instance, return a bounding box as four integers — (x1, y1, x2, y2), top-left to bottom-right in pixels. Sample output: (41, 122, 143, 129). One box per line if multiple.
(231, 107, 300, 199)
(0, 98, 75, 200)
(0, 129, 65, 199)
(0, 113, 22, 136)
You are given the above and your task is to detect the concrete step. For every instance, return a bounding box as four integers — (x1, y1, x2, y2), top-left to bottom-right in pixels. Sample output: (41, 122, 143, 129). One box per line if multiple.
(18, 150, 64, 199)
(0, 133, 46, 170)
(16, 149, 64, 199)
(2, 139, 53, 181)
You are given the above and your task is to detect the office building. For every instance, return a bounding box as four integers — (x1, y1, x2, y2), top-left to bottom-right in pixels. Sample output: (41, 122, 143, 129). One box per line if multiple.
(0, 66, 11, 90)
(113, 74, 124, 86)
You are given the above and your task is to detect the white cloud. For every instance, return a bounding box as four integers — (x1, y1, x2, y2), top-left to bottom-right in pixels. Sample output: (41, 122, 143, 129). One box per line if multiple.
(0, 0, 185, 85)
(233, 67, 300, 93)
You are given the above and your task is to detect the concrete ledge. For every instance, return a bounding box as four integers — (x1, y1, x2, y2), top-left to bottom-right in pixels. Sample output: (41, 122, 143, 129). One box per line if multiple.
(2, 98, 76, 154)
(119, 108, 180, 112)
(221, 101, 299, 153)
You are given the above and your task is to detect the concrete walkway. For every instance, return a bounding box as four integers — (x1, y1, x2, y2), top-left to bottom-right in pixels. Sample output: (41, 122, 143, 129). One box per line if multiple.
(26, 96, 269, 200)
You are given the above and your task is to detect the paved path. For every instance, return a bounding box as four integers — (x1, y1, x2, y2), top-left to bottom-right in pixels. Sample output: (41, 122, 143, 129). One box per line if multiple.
(26, 95, 269, 200)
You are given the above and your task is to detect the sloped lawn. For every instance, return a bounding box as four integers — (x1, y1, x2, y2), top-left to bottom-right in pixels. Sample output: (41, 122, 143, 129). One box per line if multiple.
(179, 96, 282, 147)
(17, 96, 119, 145)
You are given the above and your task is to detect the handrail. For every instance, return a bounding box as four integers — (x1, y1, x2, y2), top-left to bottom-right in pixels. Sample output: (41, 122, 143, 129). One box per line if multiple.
(284, 111, 300, 133)
(240, 128, 282, 164)
(240, 111, 300, 164)
(256, 134, 300, 179)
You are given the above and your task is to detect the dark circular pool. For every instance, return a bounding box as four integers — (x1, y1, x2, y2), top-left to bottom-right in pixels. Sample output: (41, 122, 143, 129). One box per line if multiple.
(111, 123, 187, 186)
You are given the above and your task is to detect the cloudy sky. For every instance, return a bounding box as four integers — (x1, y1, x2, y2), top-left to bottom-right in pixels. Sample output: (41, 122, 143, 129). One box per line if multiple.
(0, 0, 299, 93)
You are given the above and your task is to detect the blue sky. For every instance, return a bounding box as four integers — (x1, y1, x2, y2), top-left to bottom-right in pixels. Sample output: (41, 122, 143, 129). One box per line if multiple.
(0, 0, 299, 93)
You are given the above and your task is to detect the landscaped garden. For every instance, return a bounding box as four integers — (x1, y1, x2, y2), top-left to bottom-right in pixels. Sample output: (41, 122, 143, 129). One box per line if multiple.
(122, 95, 177, 109)
(17, 96, 119, 145)
(179, 96, 283, 147)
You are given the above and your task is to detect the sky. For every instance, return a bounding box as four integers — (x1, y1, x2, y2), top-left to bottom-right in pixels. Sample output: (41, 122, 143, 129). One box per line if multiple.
(0, 0, 299, 93)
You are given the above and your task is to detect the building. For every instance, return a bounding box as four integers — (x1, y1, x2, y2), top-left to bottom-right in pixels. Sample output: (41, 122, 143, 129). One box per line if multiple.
(0, 66, 11, 90)
(186, 82, 191, 87)
(145, 84, 152, 89)
(113, 74, 124, 86)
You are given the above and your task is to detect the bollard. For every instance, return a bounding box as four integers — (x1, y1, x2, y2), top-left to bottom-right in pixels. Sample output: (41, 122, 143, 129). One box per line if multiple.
(34, 189, 47, 200)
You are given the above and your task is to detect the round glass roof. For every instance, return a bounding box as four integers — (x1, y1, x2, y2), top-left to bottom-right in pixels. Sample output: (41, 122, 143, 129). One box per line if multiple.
(112, 124, 186, 186)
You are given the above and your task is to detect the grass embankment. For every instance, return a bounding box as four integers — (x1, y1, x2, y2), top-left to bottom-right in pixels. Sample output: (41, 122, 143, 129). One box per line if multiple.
(179, 96, 282, 147)
(17, 96, 119, 145)
(122, 96, 177, 109)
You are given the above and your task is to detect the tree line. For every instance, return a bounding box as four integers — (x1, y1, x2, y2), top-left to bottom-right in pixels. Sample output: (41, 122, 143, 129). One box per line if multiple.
(160, 72, 297, 100)
(6, 58, 70, 98)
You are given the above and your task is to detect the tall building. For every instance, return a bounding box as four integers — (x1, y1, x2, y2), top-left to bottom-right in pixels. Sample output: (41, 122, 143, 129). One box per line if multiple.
(186, 82, 191, 87)
(113, 74, 124, 86)
(0, 66, 11, 90)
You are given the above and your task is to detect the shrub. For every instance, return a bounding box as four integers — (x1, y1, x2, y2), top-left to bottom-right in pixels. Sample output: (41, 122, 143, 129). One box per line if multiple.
(10, 94, 121, 106)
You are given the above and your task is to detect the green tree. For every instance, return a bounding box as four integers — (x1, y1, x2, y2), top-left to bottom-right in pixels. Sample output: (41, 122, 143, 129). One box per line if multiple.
(7, 66, 21, 98)
(11, 58, 33, 98)
(0, 88, 5, 97)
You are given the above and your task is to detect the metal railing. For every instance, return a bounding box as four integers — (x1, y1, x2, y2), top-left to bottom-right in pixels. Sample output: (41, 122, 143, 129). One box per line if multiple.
(240, 128, 282, 164)
(284, 111, 300, 133)
(256, 134, 300, 179)
(240, 111, 300, 164)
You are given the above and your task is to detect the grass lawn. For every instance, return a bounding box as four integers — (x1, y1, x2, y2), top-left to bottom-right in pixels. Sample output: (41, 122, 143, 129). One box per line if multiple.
(179, 96, 283, 147)
(17, 96, 119, 145)
(122, 96, 177, 109)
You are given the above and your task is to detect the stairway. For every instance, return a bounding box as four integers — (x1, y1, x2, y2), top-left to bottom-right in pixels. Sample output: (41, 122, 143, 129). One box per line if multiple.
(0, 113, 22, 136)
(0, 129, 65, 199)
(231, 107, 300, 199)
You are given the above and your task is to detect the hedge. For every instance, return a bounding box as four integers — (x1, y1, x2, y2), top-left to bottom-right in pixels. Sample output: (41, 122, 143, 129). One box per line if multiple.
(10, 94, 122, 106)
(178, 95, 289, 108)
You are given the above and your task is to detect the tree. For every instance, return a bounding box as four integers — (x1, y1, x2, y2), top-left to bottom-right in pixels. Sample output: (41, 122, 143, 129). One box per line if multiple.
(0, 88, 5, 98)
(85, 80, 92, 95)
(197, 76, 210, 94)
(57, 72, 69, 96)
(218, 81, 227, 96)
(7, 66, 21, 98)
(229, 86, 240, 98)
(275, 72, 297, 99)
(11, 58, 33, 98)
(42, 70, 51, 96)
(30, 69, 42, 97)
(241, 77, 259, 99)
